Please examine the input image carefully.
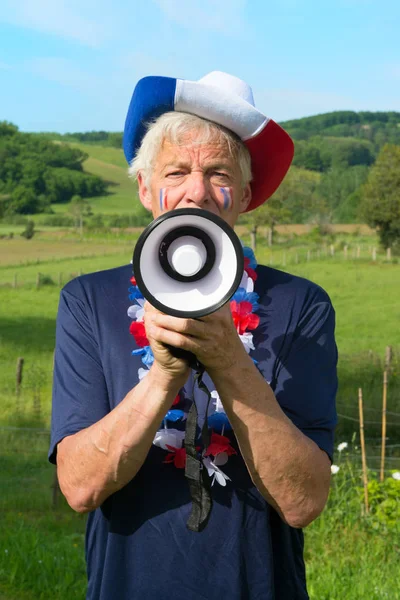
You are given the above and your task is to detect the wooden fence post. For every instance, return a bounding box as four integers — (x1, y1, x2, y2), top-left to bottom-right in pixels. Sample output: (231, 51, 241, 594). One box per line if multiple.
(386, 248, 391, 261)
(16, 357, 24, 397)
(380, 371, 388, 483)
(52, 470, 61, 509)
(250, 226, 257, 252)
(372, 248, 376, 261)
(358, 388, 369, 515)
(380, 346, 392, 482)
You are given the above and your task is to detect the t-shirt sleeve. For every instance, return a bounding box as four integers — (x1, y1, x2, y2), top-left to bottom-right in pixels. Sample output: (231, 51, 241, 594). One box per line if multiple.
(273, 291, 338, 462)
(48, 283, 110, 464)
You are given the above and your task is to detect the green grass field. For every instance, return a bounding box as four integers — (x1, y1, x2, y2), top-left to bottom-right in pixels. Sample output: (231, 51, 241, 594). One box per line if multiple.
(1, 232, 400, 599)
(1, 139, 399, 598)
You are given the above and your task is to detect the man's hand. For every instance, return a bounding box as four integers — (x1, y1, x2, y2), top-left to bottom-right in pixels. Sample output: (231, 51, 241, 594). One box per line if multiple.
(143, 301, 245, 374)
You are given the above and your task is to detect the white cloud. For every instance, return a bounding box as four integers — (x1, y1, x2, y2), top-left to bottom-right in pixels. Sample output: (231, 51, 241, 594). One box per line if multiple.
(0, 0, 112, 47)
(153, 0, 248, 36)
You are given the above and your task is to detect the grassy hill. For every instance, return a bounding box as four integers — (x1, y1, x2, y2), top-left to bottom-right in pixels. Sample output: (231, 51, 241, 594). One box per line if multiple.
(49, 143, 139, 215)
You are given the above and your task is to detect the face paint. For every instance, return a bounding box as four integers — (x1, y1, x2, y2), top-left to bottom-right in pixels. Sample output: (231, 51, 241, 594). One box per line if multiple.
(220, 187, 232, 211)
(159, 188, 168, 211)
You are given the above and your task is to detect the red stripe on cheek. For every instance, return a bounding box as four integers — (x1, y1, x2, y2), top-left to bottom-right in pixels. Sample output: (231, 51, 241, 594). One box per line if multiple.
(164, 190, 168, 210)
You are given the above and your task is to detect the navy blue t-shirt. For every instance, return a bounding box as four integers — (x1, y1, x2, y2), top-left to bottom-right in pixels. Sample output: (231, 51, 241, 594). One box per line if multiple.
(49, 263, 338, 600)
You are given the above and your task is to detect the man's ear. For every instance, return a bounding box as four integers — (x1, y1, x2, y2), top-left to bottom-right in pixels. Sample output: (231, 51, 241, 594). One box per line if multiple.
(239, 183, 252, 213)
(137, 172, 152, 211)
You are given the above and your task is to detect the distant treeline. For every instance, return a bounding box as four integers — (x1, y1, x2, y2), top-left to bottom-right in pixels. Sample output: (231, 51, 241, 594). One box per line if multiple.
(281, 110, 400, 145)
(40, 130, 123, 148)
(280, 111, 400, 174)
(0, 122, 107, 215)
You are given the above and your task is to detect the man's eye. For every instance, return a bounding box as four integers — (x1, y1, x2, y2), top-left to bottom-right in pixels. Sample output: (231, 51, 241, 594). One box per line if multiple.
(167, 171, 184, 177)
(212, 171, 229, 179)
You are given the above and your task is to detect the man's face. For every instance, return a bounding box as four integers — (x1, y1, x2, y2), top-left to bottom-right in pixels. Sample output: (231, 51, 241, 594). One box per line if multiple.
(137, 131, 251, 228)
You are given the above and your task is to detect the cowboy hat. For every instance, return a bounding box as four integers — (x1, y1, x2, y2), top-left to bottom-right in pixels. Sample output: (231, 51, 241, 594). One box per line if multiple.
(123, 71, 294, 212)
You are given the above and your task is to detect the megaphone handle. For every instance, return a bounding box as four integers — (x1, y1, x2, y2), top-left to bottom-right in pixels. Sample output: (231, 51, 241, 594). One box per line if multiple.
(166, 345, 202, 371)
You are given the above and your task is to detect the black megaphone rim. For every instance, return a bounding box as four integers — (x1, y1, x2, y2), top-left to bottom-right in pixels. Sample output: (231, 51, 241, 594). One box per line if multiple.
(132, 208, 244, 318)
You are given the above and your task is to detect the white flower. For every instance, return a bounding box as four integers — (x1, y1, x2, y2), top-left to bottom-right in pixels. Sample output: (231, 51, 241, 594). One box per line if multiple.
(337, 442, 348, 452)
(211, 390, 225, 413)
(138, 368, 149, 380)
(203, 457, 231, 486)
(127, 299, 145, 321)
(153, 429, 185, 451)
(238, 271, 254, 293)
(331, 464, 340, 474)
(392, 472, 400, 481)
(239, 332, 255, 354)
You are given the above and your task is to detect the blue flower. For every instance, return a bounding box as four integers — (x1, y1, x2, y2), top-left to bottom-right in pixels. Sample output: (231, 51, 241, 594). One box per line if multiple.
(128, 286, 144, 301)
(164, 409, 185, 423)
(132, 346, 154, 367)
(207, 412, 232, 432)
(232, 287, 260, 310)
(242, 246, 257, 270)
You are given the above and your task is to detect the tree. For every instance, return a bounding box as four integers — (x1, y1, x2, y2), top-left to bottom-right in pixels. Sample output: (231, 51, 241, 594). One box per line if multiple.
(318, 165, 368, 222)
(359, 144, 400, 250)
(21, 219, 35, 239)
(68, 195, 92, 235)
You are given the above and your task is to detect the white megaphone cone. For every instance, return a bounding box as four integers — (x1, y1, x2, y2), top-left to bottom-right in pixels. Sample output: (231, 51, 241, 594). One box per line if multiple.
(132, 209, 244, 318)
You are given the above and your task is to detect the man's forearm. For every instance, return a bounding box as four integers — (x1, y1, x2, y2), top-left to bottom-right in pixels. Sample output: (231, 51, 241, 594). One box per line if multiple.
(208, 352, 331, 528)
(56, 364, 186, 513)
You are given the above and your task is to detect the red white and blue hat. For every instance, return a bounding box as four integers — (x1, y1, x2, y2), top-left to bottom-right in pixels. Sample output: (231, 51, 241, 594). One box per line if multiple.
(123, 71, 294, 212)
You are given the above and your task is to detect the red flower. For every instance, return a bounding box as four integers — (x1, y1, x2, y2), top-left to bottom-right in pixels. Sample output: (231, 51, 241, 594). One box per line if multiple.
(130, 276, 137, 285)
(230, 301, 260, 335)
(164, 445, 201, 469)
(204, 433, 237, 458)
(129, 321, 149, 347)
(164, 446, 187, 468)
(244, 257, 257, 281)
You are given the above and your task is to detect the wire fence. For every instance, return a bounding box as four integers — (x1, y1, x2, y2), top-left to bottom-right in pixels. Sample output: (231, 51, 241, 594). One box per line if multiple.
(1, 242, 399, 289)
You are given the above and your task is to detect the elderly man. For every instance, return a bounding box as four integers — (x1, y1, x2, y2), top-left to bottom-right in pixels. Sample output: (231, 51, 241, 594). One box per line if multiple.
(49, 71, 337, 600)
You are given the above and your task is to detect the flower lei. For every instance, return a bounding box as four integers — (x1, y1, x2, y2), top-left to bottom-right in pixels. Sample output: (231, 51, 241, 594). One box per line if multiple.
(128, 246, 259, 487)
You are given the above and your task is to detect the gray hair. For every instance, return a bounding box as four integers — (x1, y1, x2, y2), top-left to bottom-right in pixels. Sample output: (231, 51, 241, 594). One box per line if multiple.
(128, 111, 252, 189)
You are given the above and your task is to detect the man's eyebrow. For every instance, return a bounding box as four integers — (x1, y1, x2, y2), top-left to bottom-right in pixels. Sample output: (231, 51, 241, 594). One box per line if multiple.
(161, 160, 234, 173)
(162, 161, 190, 169)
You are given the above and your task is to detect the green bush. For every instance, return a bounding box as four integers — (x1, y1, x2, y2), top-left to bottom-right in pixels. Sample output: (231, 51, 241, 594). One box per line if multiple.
(20, 220, 35, 240)
(360, 474, 400, 531)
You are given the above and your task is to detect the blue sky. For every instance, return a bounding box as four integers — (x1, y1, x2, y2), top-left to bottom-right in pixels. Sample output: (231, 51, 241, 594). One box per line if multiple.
(0, 0, 399, 133)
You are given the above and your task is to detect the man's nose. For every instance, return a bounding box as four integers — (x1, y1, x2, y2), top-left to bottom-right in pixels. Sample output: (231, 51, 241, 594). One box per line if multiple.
(184, 173, 210, 206)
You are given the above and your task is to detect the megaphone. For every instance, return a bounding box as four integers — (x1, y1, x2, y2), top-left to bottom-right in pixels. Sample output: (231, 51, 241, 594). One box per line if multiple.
(133, 208, 244, 533)
(132, 208, 244, 318)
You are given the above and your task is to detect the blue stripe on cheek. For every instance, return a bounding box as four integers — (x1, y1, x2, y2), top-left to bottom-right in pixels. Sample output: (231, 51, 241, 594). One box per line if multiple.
(221, 187, 230, 210)
(159, 188, 163, 210)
